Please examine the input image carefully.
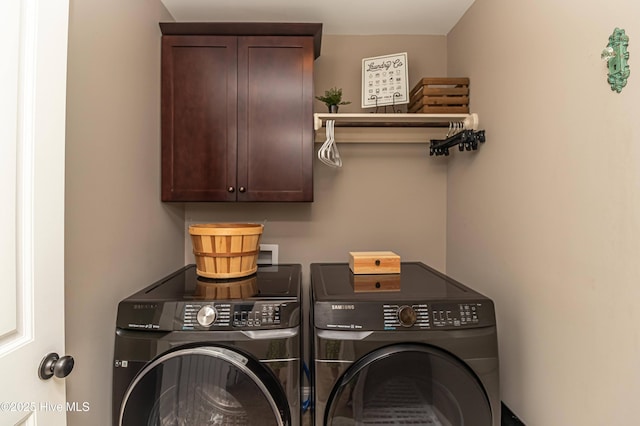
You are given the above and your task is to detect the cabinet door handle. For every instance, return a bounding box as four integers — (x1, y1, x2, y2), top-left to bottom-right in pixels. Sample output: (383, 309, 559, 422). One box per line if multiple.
(227, 186, 235, 193)
(239, 186, 246, 193)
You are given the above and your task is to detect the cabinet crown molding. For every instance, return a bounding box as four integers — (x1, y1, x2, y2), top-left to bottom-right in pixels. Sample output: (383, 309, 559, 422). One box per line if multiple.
(159, 22, 323, 58)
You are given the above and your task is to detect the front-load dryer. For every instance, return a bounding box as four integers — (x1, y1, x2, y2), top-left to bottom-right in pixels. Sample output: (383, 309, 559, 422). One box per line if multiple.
(310, 262, 500, 426)
(113, 264, 302, 426)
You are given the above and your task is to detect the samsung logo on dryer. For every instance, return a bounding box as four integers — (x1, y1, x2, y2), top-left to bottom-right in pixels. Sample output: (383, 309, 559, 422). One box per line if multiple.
(331, 304, 355, 310)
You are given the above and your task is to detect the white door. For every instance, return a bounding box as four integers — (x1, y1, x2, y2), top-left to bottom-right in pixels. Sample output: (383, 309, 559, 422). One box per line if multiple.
(1, 0, 70, 424)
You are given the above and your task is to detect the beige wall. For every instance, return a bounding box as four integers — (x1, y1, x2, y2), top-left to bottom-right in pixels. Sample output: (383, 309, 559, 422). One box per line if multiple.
(183, 36, 451, 396)
(65, 16, 451, 424)
(68, 2, 640, 422)
(184, 34, 451, 283)
(448, 0, 640, 424)
(315, 35, 447, 113)
(64, 1, 183, 425)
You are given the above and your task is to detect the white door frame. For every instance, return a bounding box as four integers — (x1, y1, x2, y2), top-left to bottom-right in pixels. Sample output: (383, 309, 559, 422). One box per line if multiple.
(1, 0, 70, 424)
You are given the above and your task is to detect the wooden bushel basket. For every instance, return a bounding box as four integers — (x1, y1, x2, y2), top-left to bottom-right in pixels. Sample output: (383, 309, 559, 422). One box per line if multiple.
(189, 223, 264, 279)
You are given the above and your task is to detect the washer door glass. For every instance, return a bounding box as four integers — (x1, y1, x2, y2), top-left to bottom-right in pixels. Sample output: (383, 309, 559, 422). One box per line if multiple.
(119, 345, 289, 426)
(325, 344, 492, 426)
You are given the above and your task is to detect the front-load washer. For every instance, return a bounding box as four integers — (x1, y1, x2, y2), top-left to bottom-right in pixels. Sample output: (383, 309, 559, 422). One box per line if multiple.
(112, 263, 302, 426)
(310, 262, 500, 426)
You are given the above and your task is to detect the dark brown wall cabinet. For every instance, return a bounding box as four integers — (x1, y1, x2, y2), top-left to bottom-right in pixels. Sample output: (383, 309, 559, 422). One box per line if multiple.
(160, 23, 322, 202)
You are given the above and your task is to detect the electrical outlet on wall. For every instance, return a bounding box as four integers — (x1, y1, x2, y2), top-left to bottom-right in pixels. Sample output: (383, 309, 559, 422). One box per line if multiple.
(258, 244, 279, 265)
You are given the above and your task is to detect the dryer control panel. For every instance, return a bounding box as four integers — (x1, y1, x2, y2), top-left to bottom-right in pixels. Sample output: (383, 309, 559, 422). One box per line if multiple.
(383, 304, 430, 329)
(381, 302, 488, 330)
(383, 302, 490, 330)
(430, 303, 481, 328)
(313, 299, 494, 331)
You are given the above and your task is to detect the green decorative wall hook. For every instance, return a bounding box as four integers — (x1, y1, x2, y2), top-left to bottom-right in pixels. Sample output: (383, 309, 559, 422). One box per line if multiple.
(602, 28, 630, 93)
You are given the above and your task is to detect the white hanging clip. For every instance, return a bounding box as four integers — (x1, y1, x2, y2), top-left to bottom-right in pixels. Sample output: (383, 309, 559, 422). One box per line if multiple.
(318, 119, 342, 168)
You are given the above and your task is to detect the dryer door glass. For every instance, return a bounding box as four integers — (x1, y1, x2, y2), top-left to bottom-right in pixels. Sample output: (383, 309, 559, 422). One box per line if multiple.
(325, 344, 492, 426)
(119, 346, 289, 426)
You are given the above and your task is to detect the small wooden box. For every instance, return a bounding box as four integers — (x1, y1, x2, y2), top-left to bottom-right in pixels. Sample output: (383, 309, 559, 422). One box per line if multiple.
(349, 251, 401, 274)
(408, 78, 469, 114)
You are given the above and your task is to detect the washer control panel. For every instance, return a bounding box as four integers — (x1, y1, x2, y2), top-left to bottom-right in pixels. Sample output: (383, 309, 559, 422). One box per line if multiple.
(183, 303, 231, 330)
(181, 302, 286, 330)
(232, 303, 281, 327)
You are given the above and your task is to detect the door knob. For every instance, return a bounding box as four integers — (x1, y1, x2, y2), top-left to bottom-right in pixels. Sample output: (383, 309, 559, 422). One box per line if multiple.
(38, 352, 74, 380)
(239, 186, 246, 193)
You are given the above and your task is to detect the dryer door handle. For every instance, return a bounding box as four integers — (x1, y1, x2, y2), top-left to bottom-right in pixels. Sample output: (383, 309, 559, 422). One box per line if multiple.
(316, 330, 373, 340)
(241, 328, 298, 340)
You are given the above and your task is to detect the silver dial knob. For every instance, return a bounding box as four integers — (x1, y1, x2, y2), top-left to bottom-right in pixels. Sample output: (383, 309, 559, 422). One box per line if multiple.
(197, 305, 217, 327)
(397, 305, 417, 327)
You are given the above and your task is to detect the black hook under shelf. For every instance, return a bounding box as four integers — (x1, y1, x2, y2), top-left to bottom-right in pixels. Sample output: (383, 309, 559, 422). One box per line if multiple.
(429, 129, 485, 156)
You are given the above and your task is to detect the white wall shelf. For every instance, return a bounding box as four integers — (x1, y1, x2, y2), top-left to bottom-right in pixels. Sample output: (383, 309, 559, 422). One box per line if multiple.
(313, 112, 479, 131)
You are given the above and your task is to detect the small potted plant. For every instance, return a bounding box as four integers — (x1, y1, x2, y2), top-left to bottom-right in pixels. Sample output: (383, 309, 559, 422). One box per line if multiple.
(316, 87, 351, 113)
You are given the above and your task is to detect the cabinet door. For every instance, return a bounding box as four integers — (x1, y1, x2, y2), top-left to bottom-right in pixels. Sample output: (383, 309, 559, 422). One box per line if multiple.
(237, 36, 314, 202)
(161, 36, 238, 201)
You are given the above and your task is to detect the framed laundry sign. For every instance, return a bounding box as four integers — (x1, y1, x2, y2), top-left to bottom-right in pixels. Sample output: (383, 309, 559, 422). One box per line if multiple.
(361, 52, 409, 108)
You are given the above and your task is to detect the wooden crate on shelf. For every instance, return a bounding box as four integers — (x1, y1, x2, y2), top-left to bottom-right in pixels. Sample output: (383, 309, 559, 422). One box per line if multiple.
(408, 78, 469, 113)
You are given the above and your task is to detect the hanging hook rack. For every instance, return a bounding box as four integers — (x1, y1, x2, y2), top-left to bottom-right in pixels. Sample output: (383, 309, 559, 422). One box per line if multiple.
(429, 120, 486, 156)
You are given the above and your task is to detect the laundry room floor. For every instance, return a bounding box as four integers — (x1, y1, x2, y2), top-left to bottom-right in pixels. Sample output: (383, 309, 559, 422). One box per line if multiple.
(502, 402, 526, 425)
